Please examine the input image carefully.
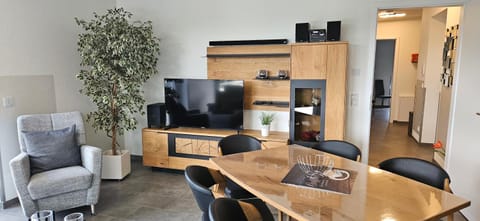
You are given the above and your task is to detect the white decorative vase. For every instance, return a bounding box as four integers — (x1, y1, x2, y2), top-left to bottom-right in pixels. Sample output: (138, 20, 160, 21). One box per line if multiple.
(261, 124, 270, 137)
(101, 149, 131, 180)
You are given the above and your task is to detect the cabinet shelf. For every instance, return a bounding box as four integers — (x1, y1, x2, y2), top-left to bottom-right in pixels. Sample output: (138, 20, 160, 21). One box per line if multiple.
(207, 53, 290, 58)
(294, 106, 321, 116)
(254, 76, 289, 80)
(253, 100, 289, 108)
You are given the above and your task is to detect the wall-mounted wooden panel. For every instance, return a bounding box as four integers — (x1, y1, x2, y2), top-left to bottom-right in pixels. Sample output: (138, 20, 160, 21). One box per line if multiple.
(207, 45, 291, 56)
(244, 80, 290, 111)
(207, 57, 291, 80)
(208, 45, 292, 112)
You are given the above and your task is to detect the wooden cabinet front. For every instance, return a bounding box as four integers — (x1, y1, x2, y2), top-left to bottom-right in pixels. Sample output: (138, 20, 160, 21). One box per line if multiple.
(142, 128, 289, 170)
(142, 131, 169, 167)
(175, 137, 219, 157)
(291, 44, 328, 79)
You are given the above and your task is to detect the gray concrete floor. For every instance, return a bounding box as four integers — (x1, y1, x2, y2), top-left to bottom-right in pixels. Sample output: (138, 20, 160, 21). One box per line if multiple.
(0, 158, 202, 221)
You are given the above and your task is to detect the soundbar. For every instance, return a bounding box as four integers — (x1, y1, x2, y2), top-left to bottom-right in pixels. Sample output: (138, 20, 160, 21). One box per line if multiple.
(209, 39, 288, 46)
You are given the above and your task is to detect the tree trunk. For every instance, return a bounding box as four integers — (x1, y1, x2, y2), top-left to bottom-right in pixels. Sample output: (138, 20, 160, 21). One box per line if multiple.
(111, 83, 118, 155)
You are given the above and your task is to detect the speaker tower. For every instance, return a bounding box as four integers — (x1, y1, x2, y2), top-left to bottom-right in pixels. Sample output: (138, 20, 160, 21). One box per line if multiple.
(327, 21, 341, 41)
(147, 103, 166, 128)
(295, 23, 310, 43)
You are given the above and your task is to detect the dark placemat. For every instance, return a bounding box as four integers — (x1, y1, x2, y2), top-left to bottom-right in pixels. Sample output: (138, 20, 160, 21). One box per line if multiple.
(281, 164, 357, 194)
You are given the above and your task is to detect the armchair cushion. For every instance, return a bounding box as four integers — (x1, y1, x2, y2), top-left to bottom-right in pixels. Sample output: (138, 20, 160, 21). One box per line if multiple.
(28, 166, 93, 200)
(22, 125, 81, 175)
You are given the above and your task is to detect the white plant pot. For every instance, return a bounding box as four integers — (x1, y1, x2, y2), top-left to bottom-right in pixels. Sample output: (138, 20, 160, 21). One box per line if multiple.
(261, 125, 270, 137)
(101, 149, 131, 180)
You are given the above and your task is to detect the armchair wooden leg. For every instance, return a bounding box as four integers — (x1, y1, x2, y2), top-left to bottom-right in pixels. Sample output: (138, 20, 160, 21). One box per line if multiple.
(90, 204, 96, 215)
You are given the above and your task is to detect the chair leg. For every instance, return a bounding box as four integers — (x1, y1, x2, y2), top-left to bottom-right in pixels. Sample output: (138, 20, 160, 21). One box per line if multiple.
(90, 204, 96, 216)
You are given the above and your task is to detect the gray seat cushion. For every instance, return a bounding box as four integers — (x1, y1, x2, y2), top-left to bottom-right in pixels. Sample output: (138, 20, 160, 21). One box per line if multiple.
(22, 125, 81, 175)
(28, 166, 93, 200)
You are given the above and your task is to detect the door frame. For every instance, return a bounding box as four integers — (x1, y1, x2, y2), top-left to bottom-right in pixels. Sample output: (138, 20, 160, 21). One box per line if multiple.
(363, 0, 466, 164)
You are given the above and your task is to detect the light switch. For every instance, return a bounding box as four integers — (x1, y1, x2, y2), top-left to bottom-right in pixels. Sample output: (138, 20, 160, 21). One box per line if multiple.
(2, 96, 14, 108)
(351, 93, 359, 106)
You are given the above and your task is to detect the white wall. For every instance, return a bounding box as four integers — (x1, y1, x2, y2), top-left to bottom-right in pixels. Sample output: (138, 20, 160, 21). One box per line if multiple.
(377, 19, 421, 122)
(446, 1, 480, 220)
(0, 0, 116, 150)
(0, 76, 57, 201)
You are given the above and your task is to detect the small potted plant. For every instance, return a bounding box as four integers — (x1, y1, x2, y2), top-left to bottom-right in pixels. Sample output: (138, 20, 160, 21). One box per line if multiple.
(260, 112, 275, 137)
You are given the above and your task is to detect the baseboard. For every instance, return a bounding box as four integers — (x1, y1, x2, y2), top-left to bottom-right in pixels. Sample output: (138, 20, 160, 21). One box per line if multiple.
(1, 197, 19, 209)
(130, 154, 142, 161)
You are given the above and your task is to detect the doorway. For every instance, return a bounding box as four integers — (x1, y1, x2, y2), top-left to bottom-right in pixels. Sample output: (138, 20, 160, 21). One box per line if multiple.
(372, 39, 395, 118)
(369, 6, 463, 167)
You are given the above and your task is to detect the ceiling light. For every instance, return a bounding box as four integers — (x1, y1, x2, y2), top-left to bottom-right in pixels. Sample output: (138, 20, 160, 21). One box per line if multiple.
(378, 11, 406, 18)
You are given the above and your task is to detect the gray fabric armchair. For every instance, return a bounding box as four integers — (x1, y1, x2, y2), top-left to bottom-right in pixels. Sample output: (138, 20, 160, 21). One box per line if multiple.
(9, 111, 102, 217)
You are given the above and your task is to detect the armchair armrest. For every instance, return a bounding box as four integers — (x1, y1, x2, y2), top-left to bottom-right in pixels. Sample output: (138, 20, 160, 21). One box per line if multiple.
(10, 152, 36, 216)
(80, 145, 102, 175)
(9, 152, 31, 191)
(81, 145, 102, 205)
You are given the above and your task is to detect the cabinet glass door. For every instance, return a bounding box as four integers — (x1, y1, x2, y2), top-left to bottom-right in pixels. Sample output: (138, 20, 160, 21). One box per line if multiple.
(290, 80, 326, 146)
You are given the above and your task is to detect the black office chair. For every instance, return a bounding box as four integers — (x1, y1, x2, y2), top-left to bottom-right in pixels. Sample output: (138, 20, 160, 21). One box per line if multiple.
(312, 140, 362, 161)
(373, 79, 391, 107)
(378, 157, 450, 190)
(218, 134, 262, 199)
(218, 134, 262, 155)
(209, 198, 274, 221)
(185, 165, 221, 221)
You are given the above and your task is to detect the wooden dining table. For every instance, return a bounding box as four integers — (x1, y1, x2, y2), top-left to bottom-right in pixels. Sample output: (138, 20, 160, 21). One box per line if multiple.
(209, 144, 471, 221)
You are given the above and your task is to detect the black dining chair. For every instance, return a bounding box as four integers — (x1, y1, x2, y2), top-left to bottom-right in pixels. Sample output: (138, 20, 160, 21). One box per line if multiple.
(218, 134, 262, 155)
(312, 140, 362, 161)
(218, 134, 262, 199)
(209, 198, 274, 221)
(378, 157, 450, 190)
(378, 157, 453, 220)
(185, 165, 223, 221)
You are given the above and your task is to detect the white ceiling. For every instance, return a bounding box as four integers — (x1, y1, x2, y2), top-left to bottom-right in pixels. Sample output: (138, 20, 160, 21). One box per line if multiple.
(378, 8, 423, 22)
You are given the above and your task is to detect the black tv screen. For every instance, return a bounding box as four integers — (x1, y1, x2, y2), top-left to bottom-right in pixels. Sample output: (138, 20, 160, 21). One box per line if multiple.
(164, 78, 244, 130)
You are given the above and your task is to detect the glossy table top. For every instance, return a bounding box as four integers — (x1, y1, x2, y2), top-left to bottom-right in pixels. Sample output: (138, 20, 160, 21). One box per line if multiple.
(210, 145, 470, 221)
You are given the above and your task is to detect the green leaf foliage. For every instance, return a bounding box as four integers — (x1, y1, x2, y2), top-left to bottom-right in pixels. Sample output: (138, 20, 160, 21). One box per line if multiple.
(260, 112, 275, 125)
(75, 8, 160, 153)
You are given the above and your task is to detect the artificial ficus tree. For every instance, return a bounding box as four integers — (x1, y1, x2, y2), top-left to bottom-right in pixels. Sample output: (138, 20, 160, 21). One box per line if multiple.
(76, 8, 160, 155)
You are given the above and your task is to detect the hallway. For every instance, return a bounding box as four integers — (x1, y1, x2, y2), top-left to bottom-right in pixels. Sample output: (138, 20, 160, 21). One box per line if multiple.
(368, 108, 433, 166)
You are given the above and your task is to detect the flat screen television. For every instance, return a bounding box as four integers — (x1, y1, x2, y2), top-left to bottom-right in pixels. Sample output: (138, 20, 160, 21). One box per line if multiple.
(164, 78, 244, 130)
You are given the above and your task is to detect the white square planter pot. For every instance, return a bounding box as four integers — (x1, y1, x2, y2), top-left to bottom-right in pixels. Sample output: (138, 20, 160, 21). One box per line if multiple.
(101, 149, 131, 180)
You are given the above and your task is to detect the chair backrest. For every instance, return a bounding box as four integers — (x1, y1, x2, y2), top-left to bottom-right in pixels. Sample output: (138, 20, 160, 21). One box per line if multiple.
(209, 198, 274, 221)
(312, 140, 361, 161)
(185, 165, 216, 216)
(218, 134, 261, 155)
(17, 111, 86, 152)
(378, 157, 450, 190)
(374, 79, 385, 96)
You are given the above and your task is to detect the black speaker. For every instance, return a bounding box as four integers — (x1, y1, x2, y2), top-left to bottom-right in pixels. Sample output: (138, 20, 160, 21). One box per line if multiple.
(296, 23, 310, 43)
(147, 103, 166, 128)
(327, 21, 341, 41)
